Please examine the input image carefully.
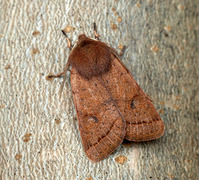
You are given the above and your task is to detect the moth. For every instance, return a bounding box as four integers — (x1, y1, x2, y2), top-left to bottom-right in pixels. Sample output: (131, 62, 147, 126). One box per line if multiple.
(48, 25, 165, 162)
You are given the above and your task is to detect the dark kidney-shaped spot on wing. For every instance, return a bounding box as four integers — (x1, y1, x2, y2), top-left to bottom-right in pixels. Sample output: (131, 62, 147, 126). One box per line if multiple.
(83, 115, 100, 131)
(130, 99, 136, 109)
(87, 116, 99, 123)
(130, 96, 141, 110)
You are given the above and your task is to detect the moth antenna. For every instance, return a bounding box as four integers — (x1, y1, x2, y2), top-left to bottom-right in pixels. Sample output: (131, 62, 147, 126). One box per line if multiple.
(93, 22, 100, 40)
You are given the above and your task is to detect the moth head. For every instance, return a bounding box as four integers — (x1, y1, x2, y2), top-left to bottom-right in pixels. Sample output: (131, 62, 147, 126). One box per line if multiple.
(78, 34, 87, 42)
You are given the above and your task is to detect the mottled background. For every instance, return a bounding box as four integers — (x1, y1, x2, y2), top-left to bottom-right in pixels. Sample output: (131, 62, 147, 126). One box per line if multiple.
(0, 0, 198, 179)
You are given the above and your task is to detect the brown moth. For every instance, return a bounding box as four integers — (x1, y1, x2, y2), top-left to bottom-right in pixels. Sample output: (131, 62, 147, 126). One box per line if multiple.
(48, 28, 165, 162)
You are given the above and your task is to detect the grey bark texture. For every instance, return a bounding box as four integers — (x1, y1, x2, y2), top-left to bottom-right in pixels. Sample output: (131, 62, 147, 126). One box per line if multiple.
(0, 0, 198, 179)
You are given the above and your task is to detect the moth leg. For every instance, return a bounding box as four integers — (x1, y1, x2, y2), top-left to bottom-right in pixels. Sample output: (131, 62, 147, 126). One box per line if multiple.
(46, 61, 70, 79)
(46, 30, 73, 79)
(61, 30, 73, 51)
(109, 45, 126, 60)
(119, 45, 126, 56)
(46, 30, 73, 98)
(93, 22, 100, 40)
